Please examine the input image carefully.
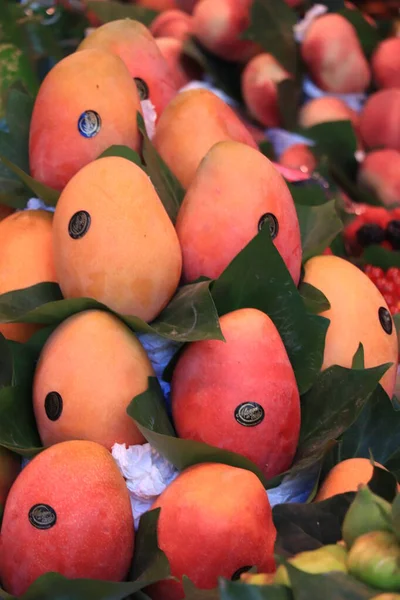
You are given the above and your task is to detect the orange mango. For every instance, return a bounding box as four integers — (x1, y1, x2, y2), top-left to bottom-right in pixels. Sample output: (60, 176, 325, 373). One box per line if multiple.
(279, 143, 317, 174)
(371, 37, 400, 89)
(358, 149, 400, 207)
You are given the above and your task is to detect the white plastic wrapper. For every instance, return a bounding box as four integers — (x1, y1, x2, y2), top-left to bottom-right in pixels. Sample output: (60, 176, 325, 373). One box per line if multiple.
(179, 79, 239, 108)
(24, 197, 55, 212)
(267, 127, 314, 158)
(112, 442, 179, 529)
(303, 76, 367, 113)
(293, 3, 328, 42)
(141, 98, 157, 140)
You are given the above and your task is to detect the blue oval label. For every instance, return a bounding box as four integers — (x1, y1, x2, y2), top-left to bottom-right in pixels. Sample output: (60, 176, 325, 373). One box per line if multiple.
(77, 110, 101, 138)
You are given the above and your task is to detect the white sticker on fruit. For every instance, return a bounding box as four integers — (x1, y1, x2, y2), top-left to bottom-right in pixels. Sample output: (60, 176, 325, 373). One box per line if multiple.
(294, 4, 328, 42)
(112, 442, 179, 529)
(141, 99, 157, 141)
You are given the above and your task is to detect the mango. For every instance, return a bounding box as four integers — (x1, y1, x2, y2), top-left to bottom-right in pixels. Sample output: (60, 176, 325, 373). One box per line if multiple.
(359, 90, 400, 152)
(175, 140, 302, 284)
(33, 309, 154, 449)
(171, 308, 300, 479)
(279, 143, 316, 174)
(0, 440, 134, 595)
(299, 96, 360, 132)
(150, 9, 193, 41)
(0, 448, 20, 508)
(78, 20, 178, 119)
(371, 38, 400, 90)
(155, 37, 203, 89)
(0, 210, 57, 343)
(29, 49, 142, 191)
(52, 156, 182, 321)
(303, 255, 398, 398)
(358, 150, 400, 207)
(148, 463, 276, 600)
(241, 53, 290, 128)
(192, 0, 259, 63)
(301, 14, 371, 93)
(153, 89, 258, 189)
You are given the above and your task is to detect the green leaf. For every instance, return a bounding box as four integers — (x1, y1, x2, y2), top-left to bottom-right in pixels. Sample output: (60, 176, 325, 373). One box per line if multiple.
(98, 145, 143, 167)
(129, 509, 171, 584)
(302, 121, 357, 170)
(241, 0, 298, 75)
(258, 140, 276, 162)
(0, 280, 223, 343)
(0, 154, 59, 206)
(127, 377, 269, 487)
(273, 492, 355, 556)
(0, 334, 13, 389)
(288, 181, 330, 207)
(360, 245, 400, 270)
(351, 343, 365, 370)
(182, 577, 219, 600)
(295, 200, 343, 262)
(297, 363, 391, 461)
(298, 282, 330, 315)
(0, 384, 43, 457)
(0, 44, 37, 119)
(339, 7, 382, 60)
(86, 1, 158, 25)
(285, 563, 377, 600)
(277, 79, 300, 132)
(211, 226, 329, 394)
(137, 113, 184, 225)
(219, 579, 292, 600)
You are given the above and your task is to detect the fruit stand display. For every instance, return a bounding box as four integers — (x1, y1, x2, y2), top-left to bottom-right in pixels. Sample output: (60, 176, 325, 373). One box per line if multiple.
(1, 0, 400, 598)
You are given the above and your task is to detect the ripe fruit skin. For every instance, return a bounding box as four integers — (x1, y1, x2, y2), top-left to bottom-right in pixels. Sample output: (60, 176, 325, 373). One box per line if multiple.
(359, 90, 400, 152)
(299, 97, 360, 132)
(0, 440, 134, 595)
(171, 309, 300, 478)
(149, 463, 276, 600)
(33, 309, 154, 449)
(153, 89, 258, 189)
(135, 0, 178, 8)
(303, 255, 398, 398)
(0, 210, 57, 343)
(192, 0, 259, 63)
(301, 14, 371, 93)
(29, 49, 142, 191)
(52, 156, 182, 322)
(358, 150, 400, 207)
(0, 448, 20, 507)
(78, 20, 178, 119)
(155, 37, 203, 89)
(175, 140, 302, 284)
(241, 53, 290, 128)
(347, 531, 400, 590)
(371, 38, 400, 90)
(279, 143, 316, 174)
(274, 545, 348, 586)
(315, 458, 399, 502)
(150, 10, 193, 41)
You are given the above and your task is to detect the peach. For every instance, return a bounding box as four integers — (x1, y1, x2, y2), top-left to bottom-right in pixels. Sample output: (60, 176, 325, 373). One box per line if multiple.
(279, 143, 317, 174)
(241, 53, 290, 128)
(372, 38, 400, 89)
(150, 9, 193, 41)
(303, 255, 399, 398)
(0, 448, 20, 508)
(78, 20, 178, 120)
(52, 156, 182, 321)
(149, 463, 276, 600)
(0, 440, 134, 595)
(29, 49, 142, 191)
(155, 37, 203, 89)
(175, 140, 302, 284)
(359, 89, 400, 151)
(192, 0, 259, 63)
(171, 309, 300, 479)
(299, 96, 360, 131)
(301, 13, 371, 93)
(0, 210, 57, 343)
(358, 149, 400, 207)
(153, 88, 258, 188)
(33, 310, 154, 449)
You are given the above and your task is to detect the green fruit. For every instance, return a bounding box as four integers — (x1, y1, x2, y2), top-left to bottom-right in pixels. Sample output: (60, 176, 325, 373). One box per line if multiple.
(274, 544, 348, 587)
(347, 531, 400, 591)
(342, 485, 392, 548)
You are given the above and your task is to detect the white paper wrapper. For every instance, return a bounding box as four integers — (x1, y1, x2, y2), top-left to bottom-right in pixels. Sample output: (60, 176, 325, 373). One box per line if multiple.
(178, 79, 239, 108)
(141, 98, 157, 140)
(267, 127, 314, 158)
(112, 442, 179, 529)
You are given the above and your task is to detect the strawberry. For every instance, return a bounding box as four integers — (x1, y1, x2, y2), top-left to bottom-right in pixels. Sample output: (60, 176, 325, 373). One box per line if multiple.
(364, 265, 400, 316)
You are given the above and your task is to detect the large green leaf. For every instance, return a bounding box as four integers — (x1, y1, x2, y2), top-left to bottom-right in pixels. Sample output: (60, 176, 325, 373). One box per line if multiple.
(219, 580, 292, 600)
(298, 282, 330, 315)
(302, 122, 357, 171)
(0, 334, 13, 389)
(0, 280, 223, 343)
(211, 226, 329, 394)
(98, 145, 143, 168)
(182, 577, 220, 600)
(339, 7, 382, 60)
(130, 509, 171, 584)
(137, 113, 184, 225)
(127, 377, 269, 487)
(297, 364, 391, 461)
(86, 1, 158, 25)
(295, 200, 343, 261)
(360, 245, 400, 270)
(241, 0, 298, 75)
(277, 79, 300, 132)
(0, 154, 59, 207)
(0, 384, 43, 457)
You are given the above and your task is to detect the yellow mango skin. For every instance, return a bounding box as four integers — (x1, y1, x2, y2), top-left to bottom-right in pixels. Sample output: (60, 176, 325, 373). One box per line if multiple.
(274, 545, 348, 587)
(303, 255, 398, 398)
(52, 156, 182, 322)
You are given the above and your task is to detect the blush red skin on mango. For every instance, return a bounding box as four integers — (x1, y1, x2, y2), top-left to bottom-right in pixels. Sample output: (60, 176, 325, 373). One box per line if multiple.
(148, 463, 277, 600)
(171, 309, 300, 479)
(29, 49, 142, 191)
(78, 20, 178, 119)
(279, 143, 317, 174)
(155, 37, 203, 89)
(175, 140, 302, 285)
(153, 88, 258, 189)
(0, 440, 134, 596)
(150, 9, 193, 41)
(371, 38, 400, 89)
(359, 89, 400, 152)
(358, 149, 400, 207)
